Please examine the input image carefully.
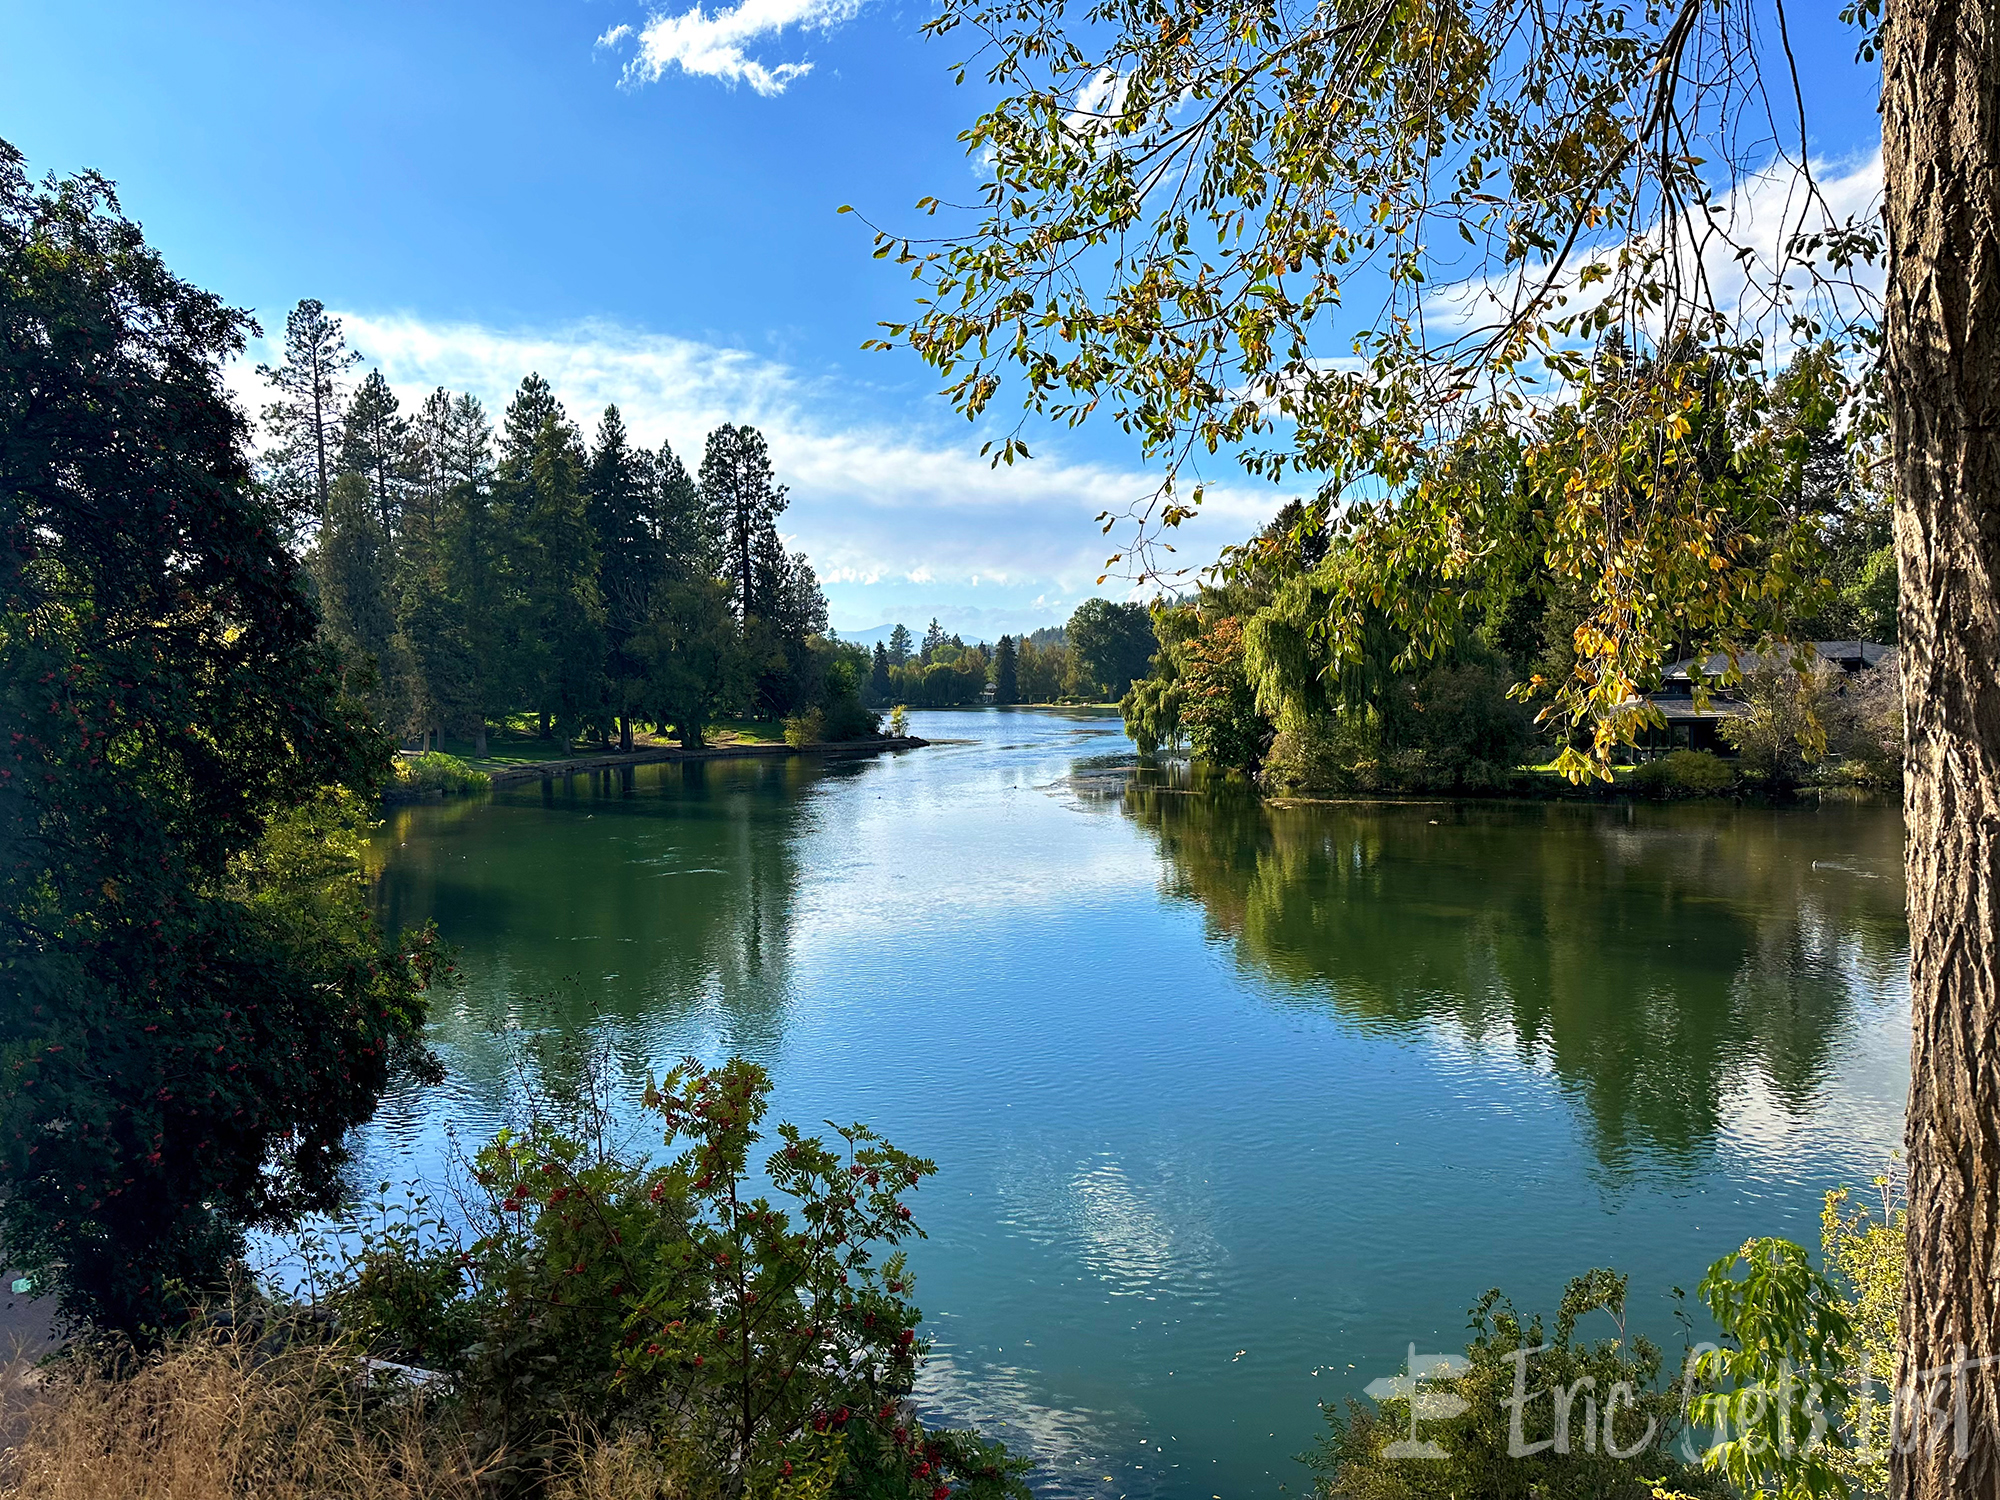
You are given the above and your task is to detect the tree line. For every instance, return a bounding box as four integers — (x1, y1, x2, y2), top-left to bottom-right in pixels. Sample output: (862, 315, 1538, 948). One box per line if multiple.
(260, 300, 872, 753)
(860, 601, 1158, 708)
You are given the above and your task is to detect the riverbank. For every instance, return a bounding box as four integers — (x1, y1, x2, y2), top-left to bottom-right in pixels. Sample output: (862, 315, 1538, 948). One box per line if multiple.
(386, 734, 931, 799)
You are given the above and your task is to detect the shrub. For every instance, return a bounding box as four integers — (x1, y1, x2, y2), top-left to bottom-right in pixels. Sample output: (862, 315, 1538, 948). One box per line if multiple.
(784, 707, 827, 747)
(888, 705, 909, 738)
(318, 1057, 1029, 1500)
(394, 752, 491, 797)
(1820, 1178, 1904, 1497)
(1307, 1270, 1727, 1500)
(1628, 750, 1738, 797)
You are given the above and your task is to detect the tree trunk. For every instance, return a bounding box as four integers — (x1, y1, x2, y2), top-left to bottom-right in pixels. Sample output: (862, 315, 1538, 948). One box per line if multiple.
(1884, 1, 2000, 1493)
(620, 715, 633, 753)
(474, 722, 487, 757)
(538, 711, 551, 741)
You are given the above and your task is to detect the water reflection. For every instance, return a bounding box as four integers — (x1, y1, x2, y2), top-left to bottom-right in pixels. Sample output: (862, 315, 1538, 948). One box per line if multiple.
(1117, 775, 1908, 1173)
(368, 755, 813, 1137)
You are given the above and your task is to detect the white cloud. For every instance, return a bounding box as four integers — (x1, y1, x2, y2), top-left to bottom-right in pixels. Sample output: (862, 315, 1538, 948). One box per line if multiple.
(599, 0, 866, 96)
(252, 312, 1285, 630)
(1433, 150, 1884, 354)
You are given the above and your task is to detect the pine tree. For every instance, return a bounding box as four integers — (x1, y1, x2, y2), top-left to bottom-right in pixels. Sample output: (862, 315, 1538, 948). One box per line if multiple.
(699, 423, 788, 621)
(256, 299, 360, 536)
(439, 465, 513, 757)
(870, 641, 893, 704)
(313, 470, 397, 717)
(921, 618, 948, 664)
(340, 369, 408, 538)
(587, 405, 663, 751)
(993, 634, 1019, 705)
(500, 378, 604, 741)
(447, 392, 493, 490)
(887, 623, 913, 666)
(402, 387, 458, 564)
(655, 438, 717, 576)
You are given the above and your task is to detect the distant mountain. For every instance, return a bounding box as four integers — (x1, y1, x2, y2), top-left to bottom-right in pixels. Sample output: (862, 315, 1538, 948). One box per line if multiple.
(829, 623, 901, 648)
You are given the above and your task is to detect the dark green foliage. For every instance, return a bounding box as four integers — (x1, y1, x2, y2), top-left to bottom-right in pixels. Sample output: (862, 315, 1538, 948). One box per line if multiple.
(992, 634, 1019, 704)
(0, 144, 439, 1330)
(1308, 1272, 1727, 1500)
(326, 1057, 1029, 1500)
(1066, 599, 1157, 700)
(654, 438, 715, 577)
(870, 641, 895, 705)
(630, 574, 745, 749)
(702, 423, 788, 623)
(500, 378, 605, 740)
(815, 641, 882, 740)
(340, 369, 408, 538)
(314, 470, 398, 714)
(587, 406, 664, 749)
(1627, 751, 1740, 798)
(887, 623, 913, 666)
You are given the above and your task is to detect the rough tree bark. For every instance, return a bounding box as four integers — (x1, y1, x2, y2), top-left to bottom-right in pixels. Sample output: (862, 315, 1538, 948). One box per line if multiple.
(1884, 0, 2000, 1492)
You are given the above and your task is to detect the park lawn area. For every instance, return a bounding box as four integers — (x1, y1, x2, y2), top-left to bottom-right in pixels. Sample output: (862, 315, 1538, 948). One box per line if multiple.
(704, 718, 788, 746)
(410, 717, 788, 774)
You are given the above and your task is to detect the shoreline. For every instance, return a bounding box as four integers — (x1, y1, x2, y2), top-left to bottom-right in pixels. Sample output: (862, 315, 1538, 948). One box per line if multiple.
(387, 735, 931, 799)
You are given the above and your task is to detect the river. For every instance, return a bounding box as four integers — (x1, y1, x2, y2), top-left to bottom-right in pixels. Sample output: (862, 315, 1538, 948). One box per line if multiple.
(361, 707, 1910, 1499)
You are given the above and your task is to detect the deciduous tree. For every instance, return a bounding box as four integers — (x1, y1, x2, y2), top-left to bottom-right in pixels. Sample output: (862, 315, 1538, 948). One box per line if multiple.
(0, 145, 437, 1330)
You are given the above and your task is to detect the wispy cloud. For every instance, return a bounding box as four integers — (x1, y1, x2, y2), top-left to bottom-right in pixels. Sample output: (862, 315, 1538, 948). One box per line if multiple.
(246, 312, 1284, 633)
(597, 0, 866, 96)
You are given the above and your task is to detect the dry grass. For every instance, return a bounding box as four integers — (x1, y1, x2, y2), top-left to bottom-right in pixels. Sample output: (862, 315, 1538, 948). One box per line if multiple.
(0, 1325, 723, 1500)
(0, 1327, 488, 1500)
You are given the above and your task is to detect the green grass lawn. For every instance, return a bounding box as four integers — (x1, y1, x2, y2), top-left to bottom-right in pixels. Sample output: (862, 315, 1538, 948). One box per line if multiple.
(410, 717, 788, 774)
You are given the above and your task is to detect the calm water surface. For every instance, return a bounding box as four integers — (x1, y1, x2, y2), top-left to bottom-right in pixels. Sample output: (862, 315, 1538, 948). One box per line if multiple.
(363, 708, 1910, 1499)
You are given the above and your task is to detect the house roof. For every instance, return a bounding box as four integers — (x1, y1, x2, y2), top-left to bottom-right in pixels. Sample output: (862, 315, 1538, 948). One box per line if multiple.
(1660, 641, 1894, 683)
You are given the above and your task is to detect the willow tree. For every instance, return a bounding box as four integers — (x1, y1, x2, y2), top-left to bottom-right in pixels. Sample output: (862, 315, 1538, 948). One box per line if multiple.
(869, 0, 1997, 1491)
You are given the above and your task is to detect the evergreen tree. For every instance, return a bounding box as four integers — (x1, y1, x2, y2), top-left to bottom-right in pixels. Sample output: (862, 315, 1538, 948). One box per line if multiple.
(870, 641, 893, 704)
(992, 633, 1019, 704)
(447, 392, 493, 490)
(699, 423, 788, 621)
(587, 405, 663, 751)
(402, 387, 458, 565)
(313, 469, 397, 717)
(498, 371, 563, 472)
(887, 623, 913, 666)
(500, 378, 604, 741)
(746, 531, 830, 717)
(921, 618, 948, 664)
(655, 437, 717, 576)
(440, 453, 515, 756)
(256, 298, 360, 536)
(340, 369, 408, 538)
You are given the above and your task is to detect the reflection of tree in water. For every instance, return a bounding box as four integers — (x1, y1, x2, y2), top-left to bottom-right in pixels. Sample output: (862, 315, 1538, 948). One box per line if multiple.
(1120, 778, 1908, 1172)
(368, 755, 814, 1124)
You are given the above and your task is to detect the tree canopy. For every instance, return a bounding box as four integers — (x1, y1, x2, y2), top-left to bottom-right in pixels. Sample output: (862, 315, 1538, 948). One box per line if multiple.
(0, 143, 439, 1328)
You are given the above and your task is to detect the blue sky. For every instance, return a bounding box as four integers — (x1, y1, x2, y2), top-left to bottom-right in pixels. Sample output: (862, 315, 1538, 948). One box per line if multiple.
(2, 1, 1885, 639)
